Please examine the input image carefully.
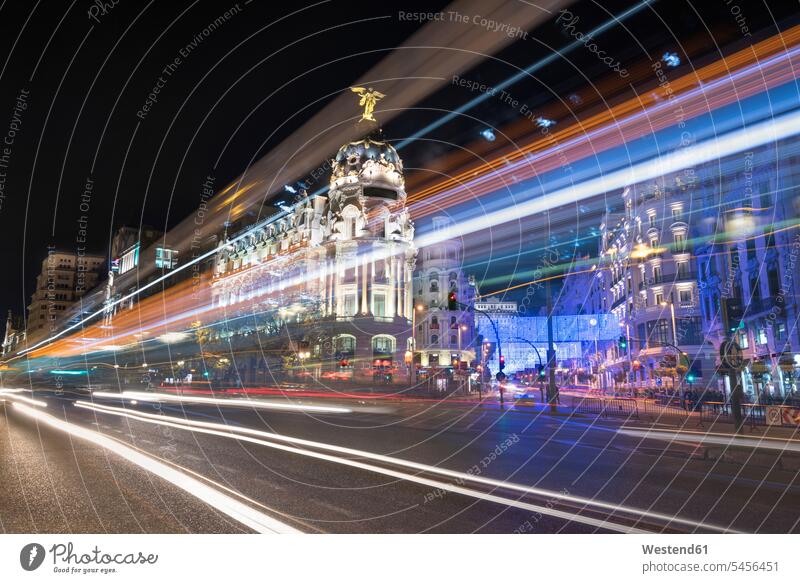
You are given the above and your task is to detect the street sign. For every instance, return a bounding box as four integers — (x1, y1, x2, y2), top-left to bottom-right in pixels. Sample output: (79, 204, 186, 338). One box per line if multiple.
(720, 339, 743, 370)
(766, 406, 782, 426)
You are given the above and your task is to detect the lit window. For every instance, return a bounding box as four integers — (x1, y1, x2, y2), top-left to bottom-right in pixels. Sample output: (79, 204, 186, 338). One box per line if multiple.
(343, 294, 357, 317)
(738, 330, 749, 349)
(372, 336, 394, 354)
(373, 293, 386, 317)
(155, 247, 177, 269)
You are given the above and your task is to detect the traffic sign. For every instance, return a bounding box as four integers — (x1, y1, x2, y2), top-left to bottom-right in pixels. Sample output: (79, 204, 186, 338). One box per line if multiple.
(720, 340, 743, 370)
(495, 372, 506, 382)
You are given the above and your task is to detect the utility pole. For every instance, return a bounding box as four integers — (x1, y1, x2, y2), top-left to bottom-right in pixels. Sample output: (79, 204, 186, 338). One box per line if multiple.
(545, 279, 559, 409)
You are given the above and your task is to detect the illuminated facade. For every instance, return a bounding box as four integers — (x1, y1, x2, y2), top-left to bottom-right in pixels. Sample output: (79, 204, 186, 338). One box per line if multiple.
(209, 132, 416, 383)
(590, 139, 800, 398)
(26, 250, 105, 338)
(473, 298, 619, 375)
(412, 216, 476, 368)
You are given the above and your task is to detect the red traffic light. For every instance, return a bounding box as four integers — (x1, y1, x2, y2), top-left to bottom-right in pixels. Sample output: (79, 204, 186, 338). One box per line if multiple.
(447, 292, 458, 310)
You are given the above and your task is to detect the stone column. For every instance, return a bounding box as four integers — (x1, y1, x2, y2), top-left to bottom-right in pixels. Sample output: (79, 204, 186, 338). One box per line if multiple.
(387, 252, 395, 318)
(361, 252, 369, 314)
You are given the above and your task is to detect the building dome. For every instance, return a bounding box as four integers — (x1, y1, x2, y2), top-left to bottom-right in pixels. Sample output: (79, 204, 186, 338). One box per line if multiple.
(329, 134, 405, 200)
(332, 136, 403, 176)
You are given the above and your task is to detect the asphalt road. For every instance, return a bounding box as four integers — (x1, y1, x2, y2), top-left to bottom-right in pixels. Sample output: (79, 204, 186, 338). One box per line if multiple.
(2, 388, 799, 534)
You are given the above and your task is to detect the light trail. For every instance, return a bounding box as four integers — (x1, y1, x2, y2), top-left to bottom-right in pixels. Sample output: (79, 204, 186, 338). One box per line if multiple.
(10, 29, 800, 362)
(23, 97, 800, 360)
(91, 390, 354, 414)
(480, 216, 800, 297)
(393, 0, 657, 150)
(75, 399, 740, 533)
(409, 26, 800, 206)
(0, 389, 47, 408)
(618, 428, 800, 453)
(11, 402, 301, 533)
(415, 108, 800, 249)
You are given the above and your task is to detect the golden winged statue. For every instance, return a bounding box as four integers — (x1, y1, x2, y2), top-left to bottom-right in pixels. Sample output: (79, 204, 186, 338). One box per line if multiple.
(351, 87, 385, 123)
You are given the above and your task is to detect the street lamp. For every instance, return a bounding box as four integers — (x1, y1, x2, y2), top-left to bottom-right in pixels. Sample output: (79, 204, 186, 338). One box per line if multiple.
(458, 323, 468, 361)
(410, 304, 424, 381)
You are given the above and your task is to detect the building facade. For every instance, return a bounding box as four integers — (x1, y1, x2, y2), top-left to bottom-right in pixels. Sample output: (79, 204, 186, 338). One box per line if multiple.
(589, 138, 800, 399)
(208, 132, 416, 383)
(26, 249, 105, 339)
(412, 216, 475, 369)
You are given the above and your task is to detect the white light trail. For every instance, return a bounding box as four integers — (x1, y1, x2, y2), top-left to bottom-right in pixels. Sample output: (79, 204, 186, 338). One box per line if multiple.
(77, 400, 739, 533)
(91, 390, 353, 414)
(0, 389, 47, 408)
(618, 427, 800, 452)
(11, 402, 300, 533)
(415, 109, 800, 249)
(16, 99, 800, 360)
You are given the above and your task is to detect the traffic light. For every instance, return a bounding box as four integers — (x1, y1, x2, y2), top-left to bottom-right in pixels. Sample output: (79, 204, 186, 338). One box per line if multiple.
(499, 355, 506, 371)
(447, 291, 458, 310)
(686, 372, 696, 383)
(723, 298, 744, 334)
(537, 364, 546, 378)
(618, 335, 628, 350)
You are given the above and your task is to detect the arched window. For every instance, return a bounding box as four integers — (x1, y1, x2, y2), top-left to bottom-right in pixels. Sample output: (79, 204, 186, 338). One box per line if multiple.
(430, 280, 439, 293)
(431, 334, 439, 344)
(334, 334, 356, 356)
(372, 335, 395, 355)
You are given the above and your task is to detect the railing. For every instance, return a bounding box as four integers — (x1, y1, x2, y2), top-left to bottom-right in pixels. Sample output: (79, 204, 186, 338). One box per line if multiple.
(571, 396, 639, 419)
(699, 402, 800, 428)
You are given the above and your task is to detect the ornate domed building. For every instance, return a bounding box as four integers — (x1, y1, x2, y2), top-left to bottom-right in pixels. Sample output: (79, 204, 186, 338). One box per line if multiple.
(209, 130, 416, 385)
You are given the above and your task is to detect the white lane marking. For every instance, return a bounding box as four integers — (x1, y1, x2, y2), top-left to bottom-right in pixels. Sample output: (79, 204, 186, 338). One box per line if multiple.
(12, 403, 300, 534)
(77, 400, 726, 533)
(92, 390, 354, 414)
(465, 411, 488, 431)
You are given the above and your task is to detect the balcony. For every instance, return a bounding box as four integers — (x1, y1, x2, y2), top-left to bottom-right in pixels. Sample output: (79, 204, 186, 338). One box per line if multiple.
(638, 271, 697, 290)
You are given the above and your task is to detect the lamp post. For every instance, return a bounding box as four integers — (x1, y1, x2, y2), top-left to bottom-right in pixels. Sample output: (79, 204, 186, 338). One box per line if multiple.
(411, 303, 424, 382)
(458, 324, 468, 359)
(513, 336, 543, 401)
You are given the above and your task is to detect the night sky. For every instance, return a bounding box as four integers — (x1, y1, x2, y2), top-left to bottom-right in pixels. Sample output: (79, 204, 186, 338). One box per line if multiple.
(0, 0, 795, 323)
